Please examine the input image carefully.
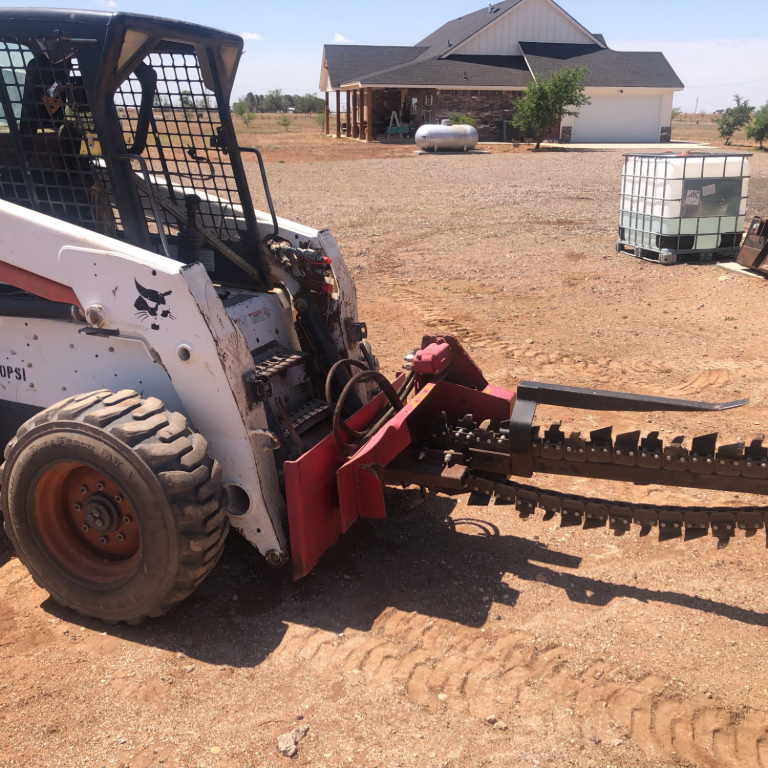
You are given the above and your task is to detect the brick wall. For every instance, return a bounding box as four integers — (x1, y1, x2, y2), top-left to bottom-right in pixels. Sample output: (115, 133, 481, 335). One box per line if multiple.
(434, 90, 524, 140)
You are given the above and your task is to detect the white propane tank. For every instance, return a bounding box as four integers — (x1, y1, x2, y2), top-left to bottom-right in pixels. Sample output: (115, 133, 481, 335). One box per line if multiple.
(415, 123, 479, 153)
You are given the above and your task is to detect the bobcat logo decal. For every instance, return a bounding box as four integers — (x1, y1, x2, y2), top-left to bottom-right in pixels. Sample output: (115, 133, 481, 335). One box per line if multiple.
(134, 280, 174, 330)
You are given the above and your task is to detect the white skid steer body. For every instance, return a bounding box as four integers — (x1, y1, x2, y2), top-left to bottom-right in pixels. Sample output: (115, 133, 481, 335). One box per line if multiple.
(0, 198, 367, 563)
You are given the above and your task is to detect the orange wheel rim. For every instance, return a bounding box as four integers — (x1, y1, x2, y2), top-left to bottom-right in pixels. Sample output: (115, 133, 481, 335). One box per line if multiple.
(32, 463, 140, 583)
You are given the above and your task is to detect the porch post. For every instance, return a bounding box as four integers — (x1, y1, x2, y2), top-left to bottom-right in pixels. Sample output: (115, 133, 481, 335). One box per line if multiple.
(345, 90, 351, 138)
(351, 90, 358, 138)
(358, 87, 364, 139)
(324, 91, 330, 134)
(336, 90, 341, 138)
(366, 87, 374, 142)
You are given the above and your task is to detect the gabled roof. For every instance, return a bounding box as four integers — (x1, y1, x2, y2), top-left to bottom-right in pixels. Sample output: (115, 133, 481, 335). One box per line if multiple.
(413, 0, 524, 60)
(520, 42, 685, 89)
(414, 0, 604, 60)
(352, 54, 533, 87)
(320, 0, 682, 92)
(323, 45, 427, 89)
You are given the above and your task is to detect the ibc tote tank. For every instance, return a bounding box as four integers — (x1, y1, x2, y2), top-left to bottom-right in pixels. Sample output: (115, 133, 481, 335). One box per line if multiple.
(415, 123, 479, 152)
(616, 152, 751, 264)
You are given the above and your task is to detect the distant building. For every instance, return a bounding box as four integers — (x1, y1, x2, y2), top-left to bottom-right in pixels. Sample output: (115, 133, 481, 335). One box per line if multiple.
(319, 0, 683, 143)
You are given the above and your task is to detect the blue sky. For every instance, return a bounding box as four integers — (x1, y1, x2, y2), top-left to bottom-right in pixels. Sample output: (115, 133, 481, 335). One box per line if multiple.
(6, 0, 768, 111)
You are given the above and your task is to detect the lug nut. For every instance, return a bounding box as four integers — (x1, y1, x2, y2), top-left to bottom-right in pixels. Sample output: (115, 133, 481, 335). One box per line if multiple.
(100, 536, 108, 544)
(82, 524, 89, 532)
(123, 516, 132, 525)
(115, 495, 123, 503)
(97, 481, 106, 491)
(80, 485, 88, 494)
(74, 503, 82, 512)
(117, 532, 126, 542)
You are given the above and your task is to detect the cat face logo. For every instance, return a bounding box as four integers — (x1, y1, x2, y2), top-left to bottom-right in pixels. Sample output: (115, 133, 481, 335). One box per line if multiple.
(134, 279, 174, 330)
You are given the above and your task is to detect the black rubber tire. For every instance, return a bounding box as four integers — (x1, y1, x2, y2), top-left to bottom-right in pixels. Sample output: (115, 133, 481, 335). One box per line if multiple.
(0, 388, 229, 623)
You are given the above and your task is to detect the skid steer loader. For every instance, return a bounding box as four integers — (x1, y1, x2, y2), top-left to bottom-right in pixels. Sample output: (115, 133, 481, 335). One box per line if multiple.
(0, 10, 766, 624)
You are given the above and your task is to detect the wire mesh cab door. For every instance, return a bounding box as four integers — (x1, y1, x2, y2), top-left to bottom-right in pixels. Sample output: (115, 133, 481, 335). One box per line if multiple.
(111, 34, 270, 287)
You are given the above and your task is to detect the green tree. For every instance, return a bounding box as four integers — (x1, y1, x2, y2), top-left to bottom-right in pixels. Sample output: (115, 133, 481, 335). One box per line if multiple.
(746, 102, 768, 149)
(449, 111, 476, 126)
(244, 92, 259, 112)
(671, 106, 682, 121)
(262, 88, 286, 112)
(296, 93, 325, 113)
(511, 65, 590, 150)
(713, 95, 755, 145)
(242, 111, 255, 128)
(232, 100, 248, 120)
(277, 114, 292, 131)
(180, 90, 195, 109)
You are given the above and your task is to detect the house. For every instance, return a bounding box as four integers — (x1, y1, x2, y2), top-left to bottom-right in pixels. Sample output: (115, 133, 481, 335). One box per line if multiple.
(319, 0, 684, 143)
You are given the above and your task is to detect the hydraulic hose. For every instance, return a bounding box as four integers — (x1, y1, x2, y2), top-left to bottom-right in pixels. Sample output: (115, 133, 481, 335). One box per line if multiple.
(333, 370, 405, 452)
(325, 358, 370, 410)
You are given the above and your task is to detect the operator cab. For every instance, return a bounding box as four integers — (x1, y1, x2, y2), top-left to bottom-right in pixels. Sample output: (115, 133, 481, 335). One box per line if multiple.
(0, 9, 272, 288)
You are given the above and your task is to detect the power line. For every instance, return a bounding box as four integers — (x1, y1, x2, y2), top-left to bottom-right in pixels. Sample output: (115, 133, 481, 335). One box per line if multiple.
(685, 77, 768, 88)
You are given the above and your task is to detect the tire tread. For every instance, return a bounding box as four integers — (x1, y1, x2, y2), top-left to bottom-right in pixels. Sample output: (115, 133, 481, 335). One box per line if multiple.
(1, 388, 228, 624)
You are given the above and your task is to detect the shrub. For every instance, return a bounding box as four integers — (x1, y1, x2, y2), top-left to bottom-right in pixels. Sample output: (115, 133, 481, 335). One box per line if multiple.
(746, 102, 768, 149)
(449, 111, 477, 126)
(713, 95, 754, 145)
(277, 114, 293, 131)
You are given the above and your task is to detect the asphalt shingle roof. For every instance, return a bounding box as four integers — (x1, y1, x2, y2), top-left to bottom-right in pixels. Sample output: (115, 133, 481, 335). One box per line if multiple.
(323, 45, 427, 89)
(520, 42, 684, 88)
(322, 3, 682, 91)
(353, 54, 532, 87)
(413, 0, 525, 60)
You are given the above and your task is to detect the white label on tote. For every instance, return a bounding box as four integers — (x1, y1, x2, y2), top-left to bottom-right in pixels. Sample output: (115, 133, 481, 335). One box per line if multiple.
(685, 189, 701, 206)
(702, 183, 717, 197)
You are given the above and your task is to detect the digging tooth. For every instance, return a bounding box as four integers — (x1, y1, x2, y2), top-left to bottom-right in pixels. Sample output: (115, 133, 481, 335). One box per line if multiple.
(588, 426, 613, 463)
(663, 435, 689, 472)
(638, 431, 663, 468)
(564, 431, 587, 461)
(613, 431, 640, 466)
(743, 439, 768, 478)
(690, 433, 718, 474)
(447, 419, 768, 548)
(715, 441, 745, 477)
(516, 489, 537, 517)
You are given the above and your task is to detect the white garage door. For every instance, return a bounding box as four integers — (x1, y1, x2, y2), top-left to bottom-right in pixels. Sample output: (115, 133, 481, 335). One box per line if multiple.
(571, 94, 662, 143)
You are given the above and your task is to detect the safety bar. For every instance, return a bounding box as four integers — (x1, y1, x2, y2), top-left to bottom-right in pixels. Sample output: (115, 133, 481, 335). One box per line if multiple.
(239, 146, 280, 243)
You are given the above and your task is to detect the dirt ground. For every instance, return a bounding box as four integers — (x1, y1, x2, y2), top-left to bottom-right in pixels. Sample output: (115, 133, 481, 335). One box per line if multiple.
(3, 140, 768, 768)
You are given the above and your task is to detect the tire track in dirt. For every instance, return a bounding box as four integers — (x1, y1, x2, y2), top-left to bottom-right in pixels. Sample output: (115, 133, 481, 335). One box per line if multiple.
(276, 609, 768, 767)
(380, 281, 768, 395)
